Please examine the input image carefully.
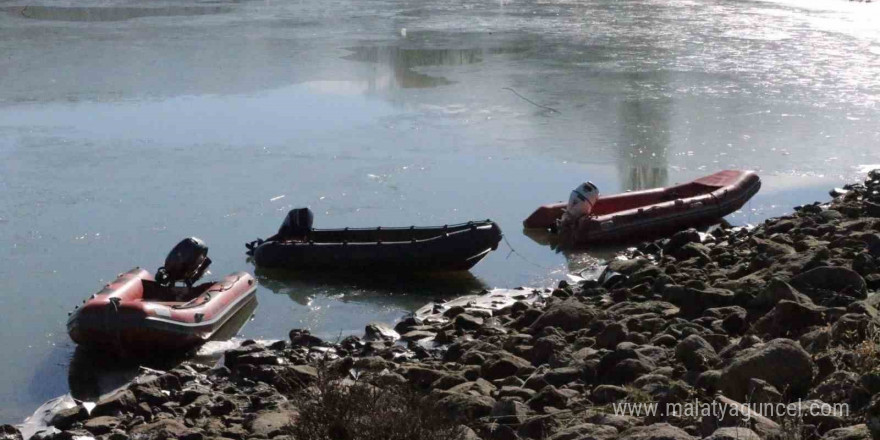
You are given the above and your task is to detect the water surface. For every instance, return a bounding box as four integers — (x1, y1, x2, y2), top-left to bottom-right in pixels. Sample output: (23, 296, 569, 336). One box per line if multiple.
(3, 0, 880, 422)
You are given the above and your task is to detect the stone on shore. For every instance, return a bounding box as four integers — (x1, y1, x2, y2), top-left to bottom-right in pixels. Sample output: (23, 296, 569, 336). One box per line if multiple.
(548, 423, 618, 440)
(674, 334, 720, 371)
(0, 426, 22, 440)
(364, 322, 399, 341)
(529, 298, 596, 332)
(719, 338, 815, 401)
(705, 427, 762, 440)
(822, 424, 871, 440)
(129, 419, 203, 440)
(791, 266, 867, 297)
(618, 423, 696, 440)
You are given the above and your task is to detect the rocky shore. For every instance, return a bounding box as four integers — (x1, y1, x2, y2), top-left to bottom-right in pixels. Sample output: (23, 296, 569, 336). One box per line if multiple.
(7, 171, 880, 440)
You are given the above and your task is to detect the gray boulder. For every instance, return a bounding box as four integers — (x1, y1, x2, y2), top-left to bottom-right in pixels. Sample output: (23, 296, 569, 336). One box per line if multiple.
(245, 409, 298, 438)
(753, 278, 814, 308)
(753, 237, 796, 256)
(481, 352, 531, 380)
(545, 367, 582, 387)
(0, 426, 22, 440)
(364, 322, 399, 341)
(747, 378, 782, 404)
(618, 423, 696, 440)
(719, 338, 815, 401)
(868, 395, 880, 440)
(831, 313, 876, 345)
(699, 395, 781, 439)
(809, 371, 859, 406)
(437, 393, 495, 422)
(790, 399, 847, 434)
(592, 385, 629, 404)
(822, 424, 870, 440)
(526, 385, 571, 411)
(490, 398, 531, 425)
(83, 416, 121, 435)
(529, 299, 597, 332)
(675, 335, 720, 371)
(455, 314, 484, 331)
(548, 423, 618, 440)
(751, 300, 827, 338)
(596, 322, 629, 349)
(664, 286, 735, 316)
(673, 242, 712, 262)
(607, 258, 651, 275)
(791, 266, 867, 297)
(129, 419, 203, 440)
(704, 427, 762, 440)
(664, 229, 702, 254)
(90, 389, 137, 417)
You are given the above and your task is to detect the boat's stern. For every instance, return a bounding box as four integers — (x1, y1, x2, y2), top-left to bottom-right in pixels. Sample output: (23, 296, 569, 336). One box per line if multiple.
(523, 203, 566, 229)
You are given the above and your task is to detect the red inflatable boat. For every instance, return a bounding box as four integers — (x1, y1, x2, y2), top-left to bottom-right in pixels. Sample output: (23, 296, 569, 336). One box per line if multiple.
(68, 268, 257, 354)
(523, 170, 761, 244)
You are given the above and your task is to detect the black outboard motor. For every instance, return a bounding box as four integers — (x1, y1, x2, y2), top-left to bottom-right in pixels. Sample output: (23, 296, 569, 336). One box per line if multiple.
(278, 208, 313, 240)
(245, 208, 314, 256)
(156, 237, 212, 287)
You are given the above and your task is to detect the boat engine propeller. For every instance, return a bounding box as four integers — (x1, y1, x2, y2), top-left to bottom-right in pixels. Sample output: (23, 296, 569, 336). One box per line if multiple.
(156, 237, 212, 288)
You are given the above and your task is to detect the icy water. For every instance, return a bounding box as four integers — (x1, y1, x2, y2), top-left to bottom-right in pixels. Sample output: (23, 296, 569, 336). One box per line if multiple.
(2, 0, 880, 422)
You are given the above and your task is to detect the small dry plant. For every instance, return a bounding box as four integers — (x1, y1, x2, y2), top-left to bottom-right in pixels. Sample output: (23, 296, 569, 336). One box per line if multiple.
(852, 321, 880, 374)
(285, 368, 465, 440)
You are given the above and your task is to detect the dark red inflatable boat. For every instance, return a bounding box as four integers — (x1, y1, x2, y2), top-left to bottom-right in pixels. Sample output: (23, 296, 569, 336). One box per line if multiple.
(68, 238, 258, 355)
(523, 170, 761, 244)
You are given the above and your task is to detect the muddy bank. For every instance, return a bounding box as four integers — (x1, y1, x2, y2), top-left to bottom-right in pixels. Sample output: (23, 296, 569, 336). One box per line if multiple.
(8, 171, 880, 440)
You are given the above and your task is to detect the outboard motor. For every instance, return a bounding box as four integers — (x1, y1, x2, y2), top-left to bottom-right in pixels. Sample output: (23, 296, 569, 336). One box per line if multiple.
(245, 208, 315, 256)
(156, 237, 212, 287)
(277, 208, 313, 240)
(559, 181, 599, 228)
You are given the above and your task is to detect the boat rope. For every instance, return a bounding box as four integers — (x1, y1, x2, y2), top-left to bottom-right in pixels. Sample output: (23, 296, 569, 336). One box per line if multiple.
(502, 87, 561, 114)
(502, 234, 551, 270)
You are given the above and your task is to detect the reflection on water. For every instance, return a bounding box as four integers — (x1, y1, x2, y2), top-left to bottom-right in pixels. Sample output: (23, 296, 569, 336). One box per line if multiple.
(343, 46, 484, 89)
(251, 269, 490, 342)
(6, 6, 231, 22)
(68, 348, 167, 403)
(617, 98, 671, 191)
(521, 228, 626, 273)
(66, 298, 256, 402)
(256, 267, 487, 309)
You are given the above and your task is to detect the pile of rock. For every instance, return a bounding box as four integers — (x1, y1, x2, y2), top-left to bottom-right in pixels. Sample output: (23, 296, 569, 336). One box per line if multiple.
(8, 171, 880, 440)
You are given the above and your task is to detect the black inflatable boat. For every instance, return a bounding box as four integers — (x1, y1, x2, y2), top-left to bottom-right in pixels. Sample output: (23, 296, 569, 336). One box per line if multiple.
(246, 210, 503, 272)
